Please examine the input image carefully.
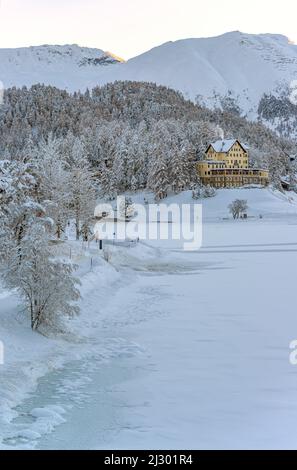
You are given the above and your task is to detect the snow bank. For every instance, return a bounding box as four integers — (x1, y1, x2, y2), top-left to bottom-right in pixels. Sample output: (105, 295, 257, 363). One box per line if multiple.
(0, 241, 121, 447)
(0, 235, 165, 448)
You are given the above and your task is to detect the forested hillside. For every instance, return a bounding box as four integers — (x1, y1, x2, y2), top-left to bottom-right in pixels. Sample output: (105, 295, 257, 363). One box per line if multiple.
(0, 81, 296, 198)
(258, 88, 297, 139)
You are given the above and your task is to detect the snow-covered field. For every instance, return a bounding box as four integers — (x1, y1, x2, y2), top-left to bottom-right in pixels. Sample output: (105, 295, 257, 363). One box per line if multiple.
(1, 188, 297, 449)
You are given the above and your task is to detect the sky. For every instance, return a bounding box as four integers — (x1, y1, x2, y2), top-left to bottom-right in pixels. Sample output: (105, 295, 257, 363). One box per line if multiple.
(0, 0, 296, 59)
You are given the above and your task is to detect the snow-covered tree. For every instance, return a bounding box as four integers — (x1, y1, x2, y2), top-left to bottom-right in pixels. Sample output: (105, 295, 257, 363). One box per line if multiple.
(147, 123, 171, 200)
(99, 163, 118, 201)
(169, 145, 190, 194)
(266, 152, 288, 190)
(118, 196, 135, 220)
(192, 179, 204, 200)
(34, 135, 71, 239)
(0, 159, 36, 258)
(228, 199, 248, 219)
(69, 153, 96, 240)
(148, 152, 169, 201)
(0, 159, 80, 332)
(3, 220, 80, 331)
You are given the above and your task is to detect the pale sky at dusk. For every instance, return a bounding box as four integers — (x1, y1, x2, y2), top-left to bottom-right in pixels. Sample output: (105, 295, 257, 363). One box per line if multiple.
(0, 0, 296, 59)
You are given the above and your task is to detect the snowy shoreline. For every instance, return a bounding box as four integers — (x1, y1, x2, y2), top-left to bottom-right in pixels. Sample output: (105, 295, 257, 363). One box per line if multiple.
(0, 236, 162, 448)
(0, 250, 122, 447)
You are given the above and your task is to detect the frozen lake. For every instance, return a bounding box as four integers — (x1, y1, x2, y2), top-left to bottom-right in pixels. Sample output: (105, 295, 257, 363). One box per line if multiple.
(2, 188, 297, 449)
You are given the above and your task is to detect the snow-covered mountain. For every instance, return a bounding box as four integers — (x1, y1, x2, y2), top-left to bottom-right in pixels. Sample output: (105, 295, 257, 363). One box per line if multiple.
(99, 31, 297, 116)
(1, 32, 297, 124)
(0, 44, 124, 92)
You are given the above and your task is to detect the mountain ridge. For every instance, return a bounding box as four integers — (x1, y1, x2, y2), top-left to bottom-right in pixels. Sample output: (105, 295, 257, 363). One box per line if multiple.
(0, 32, 297, 137)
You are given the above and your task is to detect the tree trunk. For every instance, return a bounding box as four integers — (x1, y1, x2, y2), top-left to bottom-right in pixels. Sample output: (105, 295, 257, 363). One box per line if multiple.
(76, 216, 80, 241)
(56, 223, 61, 240)
(31, 300, 41, 331)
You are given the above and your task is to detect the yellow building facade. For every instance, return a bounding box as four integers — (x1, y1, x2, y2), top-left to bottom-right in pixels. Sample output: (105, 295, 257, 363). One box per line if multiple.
(197, 139, 269, 188)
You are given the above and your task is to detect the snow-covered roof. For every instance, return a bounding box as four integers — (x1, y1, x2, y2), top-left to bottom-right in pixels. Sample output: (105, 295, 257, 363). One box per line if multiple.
(208, 139, 249, 153)
(281, 175, 297, 184)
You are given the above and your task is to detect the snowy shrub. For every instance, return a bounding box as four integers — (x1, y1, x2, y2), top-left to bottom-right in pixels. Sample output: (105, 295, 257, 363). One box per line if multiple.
(192, 185, 203, 200)
(203, 185, 217, 198)
(192, 184, 216, 200)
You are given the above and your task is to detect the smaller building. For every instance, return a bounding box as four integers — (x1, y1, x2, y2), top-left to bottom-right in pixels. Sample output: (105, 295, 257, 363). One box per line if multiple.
(197, 139, 269, 188)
